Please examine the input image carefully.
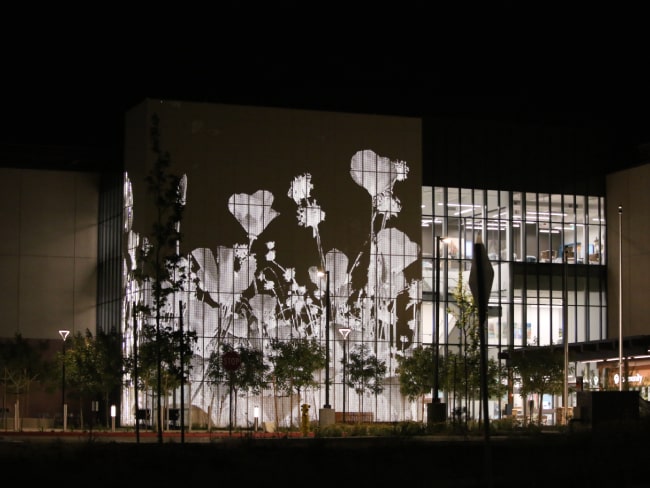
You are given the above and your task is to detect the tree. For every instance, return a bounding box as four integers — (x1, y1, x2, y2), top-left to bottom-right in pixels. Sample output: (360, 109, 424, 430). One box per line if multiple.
(345, 343, 387, 419)
(64, 329, 124, 428)
(206, 343, 269, 429)
(395, 345, 435, 420)
(509, 347, 569, 425)
(442, 270, 477, 422)
(0, 334, 50, 429)
(128, 320, 197, 430)
(440, 270, 506, 423)
(132, 113, 187, 442)
(268, 337, 326, 428)
(94, 330, 126, 427)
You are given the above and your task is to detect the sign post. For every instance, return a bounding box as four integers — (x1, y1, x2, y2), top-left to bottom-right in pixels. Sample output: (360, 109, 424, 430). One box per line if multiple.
(469, 235, 495, 486)
(222, 351, 242, 436)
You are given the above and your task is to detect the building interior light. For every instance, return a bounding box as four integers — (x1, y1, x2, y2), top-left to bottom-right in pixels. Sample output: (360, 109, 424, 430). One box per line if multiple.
(526, 211, 567, 218)
(439, 202, 481, 208)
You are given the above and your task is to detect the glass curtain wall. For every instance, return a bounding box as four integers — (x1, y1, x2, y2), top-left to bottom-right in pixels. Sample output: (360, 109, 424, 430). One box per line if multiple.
(421, 186, 607, 424)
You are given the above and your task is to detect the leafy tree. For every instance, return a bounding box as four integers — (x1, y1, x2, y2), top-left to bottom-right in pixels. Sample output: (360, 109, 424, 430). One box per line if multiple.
(440, 270, 506, 422)
(0, 334, 50, 428)
(204, 347, 228, 429)
(94, 330, 126, 426)
(395, 345, 435, 420)
(268, 337, 326, 428)
(125, 323, 157, 419)
(206, 343, 269, 428)
(63, 329, 123, 428)
(509, 347, 569, 425)
(441, 270, 477, 421)
(440, 351, 507, 422)
(345, 343, 387, 419)
(132, 113, 187, 442)
(128, 320, 197, 430)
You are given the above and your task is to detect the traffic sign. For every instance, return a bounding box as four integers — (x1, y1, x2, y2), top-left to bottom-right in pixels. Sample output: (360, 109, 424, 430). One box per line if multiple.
(222, 351, 242, 372)
(469, 238, 494, 322)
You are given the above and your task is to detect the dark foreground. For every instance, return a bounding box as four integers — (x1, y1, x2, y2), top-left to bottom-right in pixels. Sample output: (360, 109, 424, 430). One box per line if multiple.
(1, 431, 649, 487)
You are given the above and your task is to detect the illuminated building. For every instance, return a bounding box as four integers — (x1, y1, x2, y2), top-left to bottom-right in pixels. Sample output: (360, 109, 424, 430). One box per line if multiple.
(1, 100, 649, 428)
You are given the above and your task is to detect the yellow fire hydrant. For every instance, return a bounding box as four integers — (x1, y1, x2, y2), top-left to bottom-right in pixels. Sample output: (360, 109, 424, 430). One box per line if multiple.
(301, 403, 310, 436)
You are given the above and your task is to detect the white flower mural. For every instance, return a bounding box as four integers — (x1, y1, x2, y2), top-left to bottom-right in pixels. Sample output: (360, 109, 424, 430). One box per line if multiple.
(123, 148, 421, 428)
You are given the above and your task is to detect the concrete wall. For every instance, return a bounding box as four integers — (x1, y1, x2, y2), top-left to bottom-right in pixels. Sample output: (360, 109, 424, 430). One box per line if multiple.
(121, 100, 423, 425)
(606, 162, 650, 338)
(0, 168, 99, 341)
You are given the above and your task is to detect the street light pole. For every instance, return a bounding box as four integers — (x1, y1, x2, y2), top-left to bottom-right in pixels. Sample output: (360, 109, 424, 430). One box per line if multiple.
(562, 246, 569, 425)
(618, 205, 623, 391)
(338, 327, 351, 423)
(318, 269, 335, 427)
(58, 329, 70, 431)
(434, 236, 441, 403)
(324, 270, 331, 409)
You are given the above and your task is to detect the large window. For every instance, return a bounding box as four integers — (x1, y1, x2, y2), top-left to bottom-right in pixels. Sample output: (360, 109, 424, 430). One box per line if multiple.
(422, 186, 607, 421)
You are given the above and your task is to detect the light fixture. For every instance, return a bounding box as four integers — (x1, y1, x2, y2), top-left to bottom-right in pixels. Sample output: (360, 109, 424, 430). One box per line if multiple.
(338, 326, 351, 422)
(432, 236, 446, 418)
(58, 329, 70, 431)
(317, 270, 331, 410)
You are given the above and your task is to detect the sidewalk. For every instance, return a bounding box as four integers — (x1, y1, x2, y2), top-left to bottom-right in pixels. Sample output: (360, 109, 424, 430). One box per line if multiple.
(0, 428, 316, 443)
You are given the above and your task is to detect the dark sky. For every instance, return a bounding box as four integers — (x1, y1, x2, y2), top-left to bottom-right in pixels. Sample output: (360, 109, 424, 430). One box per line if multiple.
(2, 39, 649, 173)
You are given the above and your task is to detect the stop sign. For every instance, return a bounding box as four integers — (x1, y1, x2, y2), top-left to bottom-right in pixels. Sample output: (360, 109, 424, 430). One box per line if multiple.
(222, 351, 242, 372)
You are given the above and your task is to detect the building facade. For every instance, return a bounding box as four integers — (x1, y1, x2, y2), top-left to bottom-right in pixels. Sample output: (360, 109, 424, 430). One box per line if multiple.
(2, 100, 649, 429)
(421, 186, 610, 423)
(118, 100, 423, 427)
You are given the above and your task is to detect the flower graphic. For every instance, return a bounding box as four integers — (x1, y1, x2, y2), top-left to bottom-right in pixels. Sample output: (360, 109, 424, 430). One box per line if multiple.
(350, 149, 408, 200)
(228, 190, 280, 244)
(191, 245, 257, 308)
(125, 145, 421, 427)
(287, 173, 314, 204)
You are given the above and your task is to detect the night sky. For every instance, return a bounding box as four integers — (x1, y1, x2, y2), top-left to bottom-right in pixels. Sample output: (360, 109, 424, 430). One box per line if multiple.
(2, 31, 649, 175)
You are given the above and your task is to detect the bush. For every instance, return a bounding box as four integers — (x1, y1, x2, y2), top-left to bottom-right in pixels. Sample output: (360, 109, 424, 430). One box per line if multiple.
(316, 423, 344, 437)
(489, 416, 518, 433)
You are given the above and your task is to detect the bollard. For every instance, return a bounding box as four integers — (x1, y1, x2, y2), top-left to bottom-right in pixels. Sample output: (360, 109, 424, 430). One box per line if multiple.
(301, 404, 310, 436)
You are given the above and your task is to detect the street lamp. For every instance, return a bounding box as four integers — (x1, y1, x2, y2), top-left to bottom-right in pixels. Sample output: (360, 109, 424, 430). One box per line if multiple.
(321, 270, 331, 409)
(318, 270, 335, 427)
(430, 236, 450, 424)
(618, 205, 623, 391)
(562, 245, 569, 425)
(58, 329, 70, 431)
(434, 235, 442, 403)
(338, 326, 351, 423)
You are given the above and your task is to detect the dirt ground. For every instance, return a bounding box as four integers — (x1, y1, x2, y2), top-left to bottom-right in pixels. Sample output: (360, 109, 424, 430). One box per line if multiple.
(2, 431, 649, 487)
